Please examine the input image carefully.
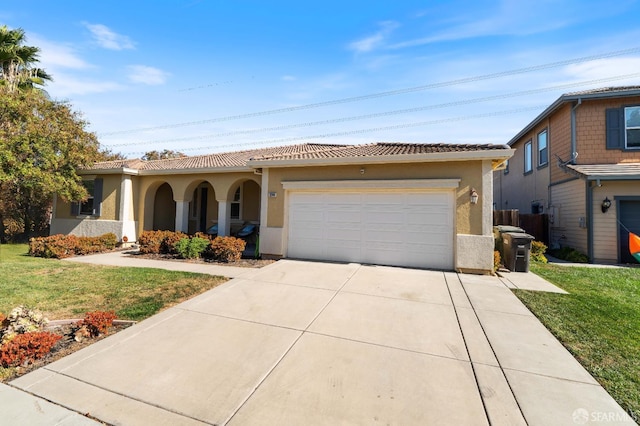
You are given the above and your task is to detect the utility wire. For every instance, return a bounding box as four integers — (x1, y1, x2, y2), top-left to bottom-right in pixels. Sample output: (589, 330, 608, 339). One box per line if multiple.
(100, 46, 640, 137)
(104, 72, 640, 148)
(122, 105, 545, 156)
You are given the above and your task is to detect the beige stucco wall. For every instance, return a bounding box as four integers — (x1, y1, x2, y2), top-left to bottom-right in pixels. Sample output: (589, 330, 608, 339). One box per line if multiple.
(264, 161, 485, 236)
(243, 180, 261, 222)
(592, 181, 640, 263)
(549, 178, 587, 253)
(54, 175, 121, 221)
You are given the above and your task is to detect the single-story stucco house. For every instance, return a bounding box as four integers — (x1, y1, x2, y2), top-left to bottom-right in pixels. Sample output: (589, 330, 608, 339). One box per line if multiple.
(51, 142, 513, 273)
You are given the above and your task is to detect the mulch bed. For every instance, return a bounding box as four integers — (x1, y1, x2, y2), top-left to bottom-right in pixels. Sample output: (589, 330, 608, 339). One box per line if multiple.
(1, 321, 133, 383)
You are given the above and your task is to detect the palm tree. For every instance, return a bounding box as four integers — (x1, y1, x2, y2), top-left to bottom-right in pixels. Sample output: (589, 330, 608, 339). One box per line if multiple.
(0, 25, 51, 92)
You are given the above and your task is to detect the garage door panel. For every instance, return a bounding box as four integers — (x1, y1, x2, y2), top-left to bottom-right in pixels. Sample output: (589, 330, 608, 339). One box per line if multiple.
(287, 190, 454, 269)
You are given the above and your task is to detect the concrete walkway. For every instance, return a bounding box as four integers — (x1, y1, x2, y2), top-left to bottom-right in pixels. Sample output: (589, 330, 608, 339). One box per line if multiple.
(62, 249, 253, 278)
(6, 259, 633, 425)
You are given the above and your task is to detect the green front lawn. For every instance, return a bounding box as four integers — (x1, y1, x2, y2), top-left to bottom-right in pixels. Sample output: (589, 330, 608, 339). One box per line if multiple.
(0, 244, 227, 321)
(514, 263, 640, 420)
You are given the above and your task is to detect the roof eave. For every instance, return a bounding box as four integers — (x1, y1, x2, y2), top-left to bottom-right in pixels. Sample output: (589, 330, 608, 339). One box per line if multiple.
(508, 89, 640, 146)
(79, 167, 139, 176)
(248, 149, 515, 168)
(137, 166, 253, 175)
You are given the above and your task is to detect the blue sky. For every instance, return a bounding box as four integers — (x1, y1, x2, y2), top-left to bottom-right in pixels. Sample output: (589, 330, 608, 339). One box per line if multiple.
(3, 0, 640, 157)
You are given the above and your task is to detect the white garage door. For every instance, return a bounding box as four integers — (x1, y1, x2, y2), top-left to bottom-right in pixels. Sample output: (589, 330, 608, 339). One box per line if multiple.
(287, 191, 454, 269)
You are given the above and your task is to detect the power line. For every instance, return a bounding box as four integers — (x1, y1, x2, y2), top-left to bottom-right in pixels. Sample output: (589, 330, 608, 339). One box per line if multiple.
(104, 72, 640, 148)
(100, 46, 640, 137)
(122, 105, 545, 156)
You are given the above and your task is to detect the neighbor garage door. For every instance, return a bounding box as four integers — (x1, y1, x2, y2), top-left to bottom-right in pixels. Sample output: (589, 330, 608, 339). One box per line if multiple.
(287, 190, 454, 269)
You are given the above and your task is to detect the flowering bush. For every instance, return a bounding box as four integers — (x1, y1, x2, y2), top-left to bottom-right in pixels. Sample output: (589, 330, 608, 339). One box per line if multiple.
(76, 311, 117, 337)
(205, 236, 246, 262)
(530, 241, 548, 263)
(1, 306, 48, 344)
(0, 332, 62, 367)
(494, 250, 502, 272)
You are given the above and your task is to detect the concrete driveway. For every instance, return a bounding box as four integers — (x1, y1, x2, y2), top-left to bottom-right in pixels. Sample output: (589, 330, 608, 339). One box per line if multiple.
(10, 260, 631, 425)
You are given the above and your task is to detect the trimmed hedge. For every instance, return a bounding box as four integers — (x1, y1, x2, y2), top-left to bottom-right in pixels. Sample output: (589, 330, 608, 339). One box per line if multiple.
(138, 231, 246, 262)
(29, 233, 118, 259)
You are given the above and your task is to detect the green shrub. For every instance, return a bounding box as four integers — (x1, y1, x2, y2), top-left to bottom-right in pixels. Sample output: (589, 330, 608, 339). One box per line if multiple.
(205, 236, 246, 262)
(0, 332, 62, 367)
(160, 231, 187, 254)
(174, 237, 210, 259)
(549, 246, 589, 263)
(530, 241, 548, 263)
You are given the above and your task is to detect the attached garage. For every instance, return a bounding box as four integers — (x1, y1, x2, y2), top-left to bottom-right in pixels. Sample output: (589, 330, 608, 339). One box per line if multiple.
(284, 180, 457, 270)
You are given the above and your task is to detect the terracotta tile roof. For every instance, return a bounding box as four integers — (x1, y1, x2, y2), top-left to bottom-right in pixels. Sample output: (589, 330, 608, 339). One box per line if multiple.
(91, 159, 145, 169)
(87, 142, 509, 172)
(250, 142, 510, 161)
(139, 143, 345, 170)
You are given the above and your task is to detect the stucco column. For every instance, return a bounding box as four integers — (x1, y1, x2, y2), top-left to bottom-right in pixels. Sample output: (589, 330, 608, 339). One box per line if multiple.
(175, 201, 189, 233)
(119, 175, 132, 221)
(217, 200, 230, 236)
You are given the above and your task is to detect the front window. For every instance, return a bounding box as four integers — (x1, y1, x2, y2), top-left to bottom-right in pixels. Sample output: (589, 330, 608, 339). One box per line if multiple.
(524, 141, 532, 173)
(230, 186, 241, 220)
(538, 130, 548, 166)
(79, 180, 95, 215)
(625, 106, 640, 148)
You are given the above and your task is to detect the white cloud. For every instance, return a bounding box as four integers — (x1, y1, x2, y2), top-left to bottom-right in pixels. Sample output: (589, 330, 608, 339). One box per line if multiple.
(29, 35, 91, 70)
(348, 21, 399, 53)
(84, 23, 135, 50)
(282, 75, 296, 81)
(127, 65, 170, 85)
(44, 72, 124, 97)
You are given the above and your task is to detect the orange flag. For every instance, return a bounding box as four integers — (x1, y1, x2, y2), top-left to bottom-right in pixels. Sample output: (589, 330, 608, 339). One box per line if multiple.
(630, 232, 640, 263)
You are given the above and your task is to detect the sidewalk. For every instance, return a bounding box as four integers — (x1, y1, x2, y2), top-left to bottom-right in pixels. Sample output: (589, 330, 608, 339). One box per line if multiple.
(62, 250, 253, 278)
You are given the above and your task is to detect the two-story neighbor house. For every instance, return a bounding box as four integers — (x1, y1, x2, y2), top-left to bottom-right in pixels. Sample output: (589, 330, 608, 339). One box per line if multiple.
(494, 86, 640, 264)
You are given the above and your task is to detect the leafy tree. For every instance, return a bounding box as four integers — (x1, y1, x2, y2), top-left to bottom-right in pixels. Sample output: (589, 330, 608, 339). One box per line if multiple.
(0, 25, 51, 92)
(142, 149, 187, 160)
(0, 89, 103, 241)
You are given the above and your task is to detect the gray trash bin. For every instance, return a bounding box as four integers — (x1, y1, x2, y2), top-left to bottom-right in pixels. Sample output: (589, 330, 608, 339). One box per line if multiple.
(502, 232, 535, 272)
(493, 225, 526, 257)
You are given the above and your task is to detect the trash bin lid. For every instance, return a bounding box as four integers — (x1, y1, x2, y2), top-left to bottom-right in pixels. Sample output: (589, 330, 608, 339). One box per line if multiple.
(494, 225, 525, 233)
(504, 232, 535, 240)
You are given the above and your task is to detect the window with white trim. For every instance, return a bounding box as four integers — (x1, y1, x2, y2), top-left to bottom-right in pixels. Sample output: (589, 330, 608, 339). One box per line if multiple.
(71, 179, 103, 216)
(230, 186, 241, 220)
(538, 129, 548, 167)
(625, 106, 640, 148)
(524, 141, 532, 173)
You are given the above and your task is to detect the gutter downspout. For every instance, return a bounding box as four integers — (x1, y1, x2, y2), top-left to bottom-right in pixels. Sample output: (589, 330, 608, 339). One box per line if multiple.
(586, 180, 594, 263)
(570, 99, 582, 163)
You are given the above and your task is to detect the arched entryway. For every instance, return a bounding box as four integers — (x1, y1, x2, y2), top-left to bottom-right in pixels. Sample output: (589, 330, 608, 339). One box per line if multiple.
(226, 179, 261, 234)
(187, 181, 218, 234)
(153, 183, 176, 231)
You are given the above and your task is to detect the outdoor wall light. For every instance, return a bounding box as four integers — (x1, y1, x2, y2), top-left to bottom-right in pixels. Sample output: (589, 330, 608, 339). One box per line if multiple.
(470, 188, 479, 205)
(601, 197, 612, 213)
(360, 168, 365, 175)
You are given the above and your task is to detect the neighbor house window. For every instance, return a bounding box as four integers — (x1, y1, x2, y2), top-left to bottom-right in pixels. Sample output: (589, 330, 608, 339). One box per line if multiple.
(524, 141, 532, 173)
(538, 130, 548, 167)
(230, 186, 241, 220)
(625, 106, 640, 148)
(71, 178, 103, 216)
